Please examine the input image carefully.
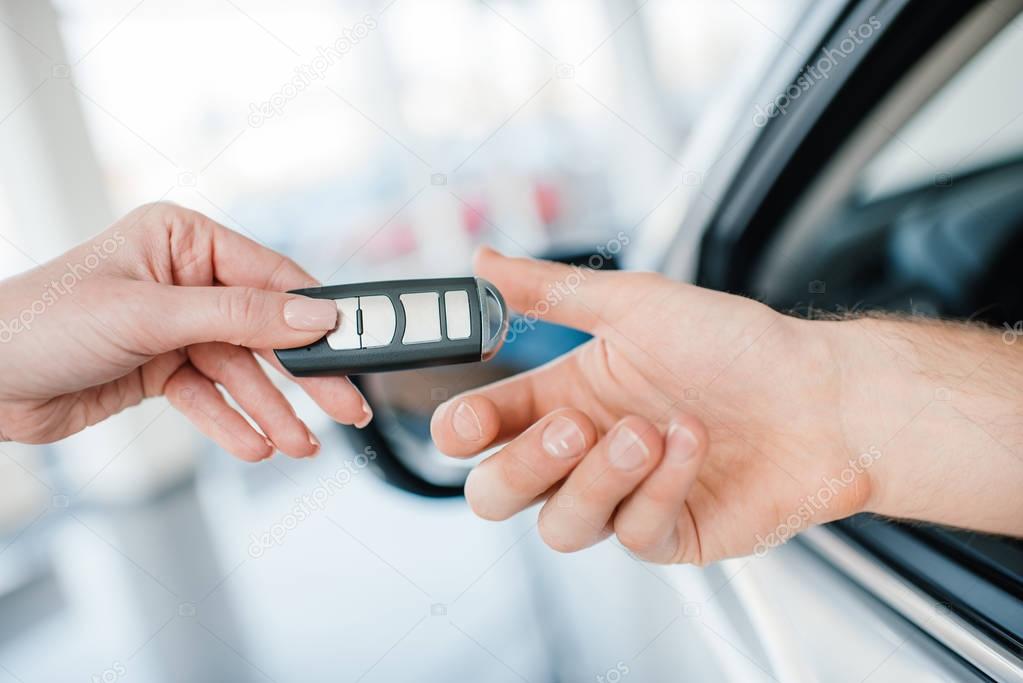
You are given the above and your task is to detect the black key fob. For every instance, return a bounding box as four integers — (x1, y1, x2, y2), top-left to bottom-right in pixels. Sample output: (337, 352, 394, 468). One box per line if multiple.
(274, 277, 507, 376)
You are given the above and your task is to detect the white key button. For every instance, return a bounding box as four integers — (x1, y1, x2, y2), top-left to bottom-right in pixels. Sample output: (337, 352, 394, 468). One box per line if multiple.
(325, 298, 360, 350)
(444, 290, 471, 340)
(360, 295, 396, 348)
(400, 292, 441, 344)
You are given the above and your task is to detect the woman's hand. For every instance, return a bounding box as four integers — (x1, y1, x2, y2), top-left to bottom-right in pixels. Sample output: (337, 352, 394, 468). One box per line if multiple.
(0, 202, 371, 461)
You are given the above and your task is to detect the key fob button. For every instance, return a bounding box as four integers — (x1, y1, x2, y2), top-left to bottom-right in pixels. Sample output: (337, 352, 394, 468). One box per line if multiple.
(360, 295, 396, 348)
(274, 277, 508, 377)
(444, 290, 471, 340)
(325, 298, 360, 350)
(400, 292, 442, 344)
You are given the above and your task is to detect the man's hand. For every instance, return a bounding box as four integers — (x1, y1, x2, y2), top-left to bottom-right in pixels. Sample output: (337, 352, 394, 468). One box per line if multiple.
(0, 202, 372, 460)
(431, 248, 1023, 563)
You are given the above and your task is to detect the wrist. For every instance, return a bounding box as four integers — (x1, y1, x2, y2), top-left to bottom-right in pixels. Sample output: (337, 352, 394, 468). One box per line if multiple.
(782, 315, 887, 519)
(820, 316, 924, 518)
(820, 315, 1023, 533)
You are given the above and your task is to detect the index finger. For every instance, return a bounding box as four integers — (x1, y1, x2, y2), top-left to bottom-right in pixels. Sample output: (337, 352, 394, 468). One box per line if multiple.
(209, 220, 319, 291)
(472, 246, 660, 335)
(154, 205, 319, 292)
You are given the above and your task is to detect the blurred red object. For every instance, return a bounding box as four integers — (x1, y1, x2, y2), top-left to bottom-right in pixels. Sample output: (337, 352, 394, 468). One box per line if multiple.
(361, 219, 418, 261)
(534, 181, 561, 225)
(460, 196, 488, 236)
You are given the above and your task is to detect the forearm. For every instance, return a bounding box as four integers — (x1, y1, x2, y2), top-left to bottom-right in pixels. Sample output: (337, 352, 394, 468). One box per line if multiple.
(825, 315, 1023, 535)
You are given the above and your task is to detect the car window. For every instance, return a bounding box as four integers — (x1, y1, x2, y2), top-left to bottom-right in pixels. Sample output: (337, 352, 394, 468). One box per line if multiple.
(757, 8, 1023, 323)
(858, 13, 1023, 200)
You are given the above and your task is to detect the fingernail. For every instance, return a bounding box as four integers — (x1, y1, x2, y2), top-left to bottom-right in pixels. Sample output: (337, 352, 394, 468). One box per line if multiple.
(666, 422, 698, 464)
(262, 438, 276, 459)
(609, 426, 648, 471)
(307, 430, 320, 454)
(355, 399, 372, 429)
(284, 297, 338, 331)
(542, 417, 586, 459)
(452, 401, 482, 441)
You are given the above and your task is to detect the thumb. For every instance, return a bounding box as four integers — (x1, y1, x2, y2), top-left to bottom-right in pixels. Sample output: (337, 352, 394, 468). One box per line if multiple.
(151, 284, 339, 351)
(473, 246, 644, 333)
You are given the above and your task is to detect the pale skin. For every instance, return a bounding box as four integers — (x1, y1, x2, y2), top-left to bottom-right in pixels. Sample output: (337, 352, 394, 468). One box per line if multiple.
(0, 203, 372, 461)
(2, 204, 1021, 563)
(430, 247, 1023, 563)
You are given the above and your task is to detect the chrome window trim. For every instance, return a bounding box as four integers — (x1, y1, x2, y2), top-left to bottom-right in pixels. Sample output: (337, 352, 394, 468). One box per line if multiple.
(801, 527, 1023, 682)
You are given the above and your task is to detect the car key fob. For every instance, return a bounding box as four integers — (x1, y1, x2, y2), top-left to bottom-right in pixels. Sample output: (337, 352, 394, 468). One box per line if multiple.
(274, 277, 507, 377)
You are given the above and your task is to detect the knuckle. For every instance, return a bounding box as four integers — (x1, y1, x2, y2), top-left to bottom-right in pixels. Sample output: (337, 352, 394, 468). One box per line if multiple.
(640, 483, 682, 507)
(265, 254, 303, 291)
(671, 540, 706, 566)
(615, 525, 663, 557)
(150, 200, 193, 222)
(617, 414, 655, 435)
(220, 287, 264, 326)
(139, 201, 189, 234)
(134, 201, 175, 221)
(193, 343, 243, 381)
(154, 204, 219, 246)
(687, 552, 709, 567)
(169, 208, 212, 243)
(497, 452, 546, 497)
(573, 473, 626, 509)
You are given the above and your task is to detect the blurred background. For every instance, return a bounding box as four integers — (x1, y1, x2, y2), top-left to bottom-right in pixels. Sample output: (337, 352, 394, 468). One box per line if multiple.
(0, 1, 809, 680)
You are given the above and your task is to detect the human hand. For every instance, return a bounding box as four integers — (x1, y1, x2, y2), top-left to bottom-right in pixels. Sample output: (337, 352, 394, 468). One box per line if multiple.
(0, 202, 371, 460)
(430, 248, 870, 564)
(434, 250, 1023, 560)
